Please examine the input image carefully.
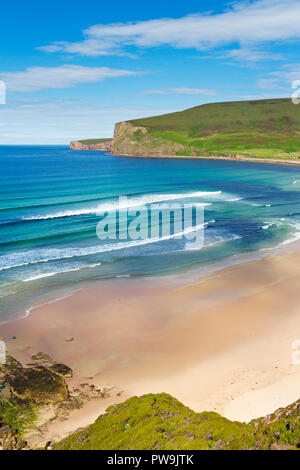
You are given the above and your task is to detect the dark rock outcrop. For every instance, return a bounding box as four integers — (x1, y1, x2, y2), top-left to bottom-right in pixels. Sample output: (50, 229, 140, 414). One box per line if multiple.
(0, 422, 29, 450)
(6, 365, 68, 405)
(0, 355, 69, 405)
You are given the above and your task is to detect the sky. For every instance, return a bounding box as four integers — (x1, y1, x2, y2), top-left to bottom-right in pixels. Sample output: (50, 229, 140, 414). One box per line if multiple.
(0, 0, 300, 144)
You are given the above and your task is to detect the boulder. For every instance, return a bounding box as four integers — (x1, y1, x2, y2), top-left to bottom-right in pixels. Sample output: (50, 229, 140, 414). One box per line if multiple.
(6, 365, 68, 405)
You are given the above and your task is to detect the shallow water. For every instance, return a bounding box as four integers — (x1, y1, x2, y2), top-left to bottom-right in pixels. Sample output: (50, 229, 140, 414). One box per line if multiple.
(0, 146, 300, 322)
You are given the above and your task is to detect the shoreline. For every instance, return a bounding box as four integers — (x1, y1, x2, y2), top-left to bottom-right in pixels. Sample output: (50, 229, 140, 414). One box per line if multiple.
(0, 238, 290, 328)
(111, 152, 300, 166)
(2, 242, 300, 444)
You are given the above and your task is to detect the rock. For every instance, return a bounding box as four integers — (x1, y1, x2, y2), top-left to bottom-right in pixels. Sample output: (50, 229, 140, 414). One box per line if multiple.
(49, 363, 72, 378)
(0, 422, 27, 451)
(15, 440, 28, 450)
(3, 436, 17, 450)
(31, 352, 53, 363)
(269, 442, 292, 450)
(6, 365, 68, 405)
(70, 140, 112, 151)
(0, 380, 11, 399)
(45, 440, 52, 450)
(0, 353, 72, 405)
(0, 425, 16, 440)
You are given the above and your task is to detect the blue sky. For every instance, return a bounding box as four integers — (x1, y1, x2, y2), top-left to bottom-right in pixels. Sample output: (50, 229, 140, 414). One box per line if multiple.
(0, 0, 300, 144)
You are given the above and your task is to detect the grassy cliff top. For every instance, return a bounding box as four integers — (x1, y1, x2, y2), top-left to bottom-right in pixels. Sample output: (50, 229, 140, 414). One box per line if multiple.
(129, 98, 300, 136)
(113, 98, 300, 159)
(78, 138, 112, 145)
(53, 392, 300, 450)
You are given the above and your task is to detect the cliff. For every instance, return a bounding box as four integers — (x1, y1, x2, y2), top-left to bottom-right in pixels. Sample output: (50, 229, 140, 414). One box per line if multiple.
(112, 121, 189, 156)
(112, 98, 300, 160)
(70, 138, 112, 152)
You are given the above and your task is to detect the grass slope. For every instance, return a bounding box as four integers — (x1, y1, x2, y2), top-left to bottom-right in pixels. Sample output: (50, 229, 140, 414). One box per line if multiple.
(78, 138, 112, 145)
(53, 393, 300, 450)
(127, 98, 300, 159)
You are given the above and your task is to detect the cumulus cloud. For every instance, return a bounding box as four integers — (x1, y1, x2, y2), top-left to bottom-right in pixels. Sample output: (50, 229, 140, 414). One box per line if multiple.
(0, 65, 140, 92)
(37, 0, 300, 57)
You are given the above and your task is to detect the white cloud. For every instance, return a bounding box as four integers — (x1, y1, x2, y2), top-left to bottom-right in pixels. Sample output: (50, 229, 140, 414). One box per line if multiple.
(221, 48, 284, 63)
(256, 78, 283, 89)
(256, 64, 300, 89)
(38, 1, 300, 57)
(144, 87, 216, 96)
(0, 65, 140, 92)
(275, 64, 300, 82)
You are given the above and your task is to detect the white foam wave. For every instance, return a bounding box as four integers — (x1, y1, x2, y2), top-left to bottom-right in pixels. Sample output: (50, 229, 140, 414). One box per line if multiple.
(279, 222, 300, 245)
(22, 263, 102, 283)
(225, 197, 243, 202)
(23, 293, 73, 320)
(262, 223, 275, 230)
(22, 191, 220, 221)
(0, 221, 215, 272)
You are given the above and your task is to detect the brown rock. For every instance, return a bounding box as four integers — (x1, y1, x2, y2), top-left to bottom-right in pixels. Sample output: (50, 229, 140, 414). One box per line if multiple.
(6, 365, 68, 405)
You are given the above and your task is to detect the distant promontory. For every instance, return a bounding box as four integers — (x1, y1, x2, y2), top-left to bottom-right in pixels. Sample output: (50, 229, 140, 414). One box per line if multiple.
(70, 138, 113, 151)
(71, 98, 300, 162)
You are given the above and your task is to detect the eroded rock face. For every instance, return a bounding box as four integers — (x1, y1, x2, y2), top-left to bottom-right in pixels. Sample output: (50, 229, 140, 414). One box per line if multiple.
(112, 121, 186, 157)
(0, 355, 69, 405)
(70, 140, 113, 151)
(6, 366, 68, 405)
(70, 140, 89, 150)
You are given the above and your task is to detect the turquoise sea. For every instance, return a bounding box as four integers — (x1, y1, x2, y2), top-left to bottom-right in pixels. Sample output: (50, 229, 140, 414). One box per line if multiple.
(1, 146, 300, 323)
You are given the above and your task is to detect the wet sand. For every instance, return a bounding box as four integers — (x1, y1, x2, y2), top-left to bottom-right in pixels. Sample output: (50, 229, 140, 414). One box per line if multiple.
(1, 246, 300, 443)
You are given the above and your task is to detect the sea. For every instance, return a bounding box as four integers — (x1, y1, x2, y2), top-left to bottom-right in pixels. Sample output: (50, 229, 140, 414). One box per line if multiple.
(0, 145, 300, 323)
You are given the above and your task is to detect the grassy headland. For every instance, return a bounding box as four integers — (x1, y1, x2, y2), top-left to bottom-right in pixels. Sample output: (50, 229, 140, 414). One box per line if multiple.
(54, 392, 300, 450)
(112, 98, 300, 160)
(78, 138, 112, 145)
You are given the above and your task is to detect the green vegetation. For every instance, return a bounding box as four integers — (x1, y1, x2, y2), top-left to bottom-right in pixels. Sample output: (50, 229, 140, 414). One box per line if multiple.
(78, 138, 112, 145)
(130, 98, 300, 135)
(53, 392, 300, 450)
(0, 399, 37, 435)
(0, 354, 71, 439)
(114, 98, 300, 159)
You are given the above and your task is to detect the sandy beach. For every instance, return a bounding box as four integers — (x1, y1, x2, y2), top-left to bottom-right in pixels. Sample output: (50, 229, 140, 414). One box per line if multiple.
(1, 243, 300, 444)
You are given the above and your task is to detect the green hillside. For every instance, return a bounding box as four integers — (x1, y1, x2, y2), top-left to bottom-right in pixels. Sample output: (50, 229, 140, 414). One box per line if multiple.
(54, 393, 300, 450)
(112, 99, 300, 159)
(78, 138, 112, 145)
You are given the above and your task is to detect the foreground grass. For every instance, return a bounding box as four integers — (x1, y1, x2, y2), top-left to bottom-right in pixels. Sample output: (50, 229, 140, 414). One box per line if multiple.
(53, 393, 300, 450)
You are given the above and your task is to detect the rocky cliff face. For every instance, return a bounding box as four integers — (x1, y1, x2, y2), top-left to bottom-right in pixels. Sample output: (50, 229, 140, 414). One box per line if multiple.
(112, 121, 188, 157)
(70, 140, 113, 151)
(70, 141, 89, 151)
